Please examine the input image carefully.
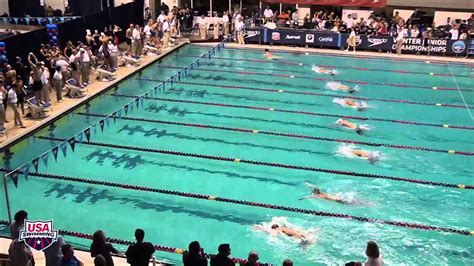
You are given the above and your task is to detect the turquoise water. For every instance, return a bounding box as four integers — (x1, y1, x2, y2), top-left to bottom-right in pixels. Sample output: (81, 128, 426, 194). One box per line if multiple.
(1, 44, 473, 265)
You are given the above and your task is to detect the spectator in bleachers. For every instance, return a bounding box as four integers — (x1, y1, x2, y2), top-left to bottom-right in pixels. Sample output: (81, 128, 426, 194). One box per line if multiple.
(44, 235, 66, 266)
(210, 243, 235, 266)
(449, 25, 459, 40)
(182, 241, 207, 266)
(8, 239, 34, 266)
(10, 210, 27, 240)
(125, 228, 155, 266)
(282, 259, 293, 266)
(90, 230, 120, 266)
(263, 6, 274, 23)
(60, 244, 83, 266)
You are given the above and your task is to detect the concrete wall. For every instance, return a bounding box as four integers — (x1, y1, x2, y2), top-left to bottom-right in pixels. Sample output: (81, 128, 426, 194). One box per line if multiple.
(387, 0, 474, 10)
(44, 0, 66, 11)
(0, 0, 9, 15)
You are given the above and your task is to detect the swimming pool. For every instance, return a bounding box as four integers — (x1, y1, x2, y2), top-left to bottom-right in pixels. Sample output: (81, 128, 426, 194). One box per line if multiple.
(1, 44, 473, 265)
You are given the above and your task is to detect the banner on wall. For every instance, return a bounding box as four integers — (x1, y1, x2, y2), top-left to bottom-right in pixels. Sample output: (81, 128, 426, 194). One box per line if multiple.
(245, 28, 467, 56)
(263, 0, 387, 8)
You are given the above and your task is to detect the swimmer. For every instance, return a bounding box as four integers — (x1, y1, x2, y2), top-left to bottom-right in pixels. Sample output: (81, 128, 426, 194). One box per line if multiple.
(335, 119, 366, 135)
(337, 144, 381, 164)
(253, 222, 316, 246)
(326, 82, 358, 93)
(299, 182, 344, 203)
(312, 65, 336, 76)
(333, 98, 367, 111)
(264, 49, 281, 60)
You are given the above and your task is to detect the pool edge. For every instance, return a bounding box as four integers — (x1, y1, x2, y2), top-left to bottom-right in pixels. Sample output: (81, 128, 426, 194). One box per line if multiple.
(0, 41, 189, 152)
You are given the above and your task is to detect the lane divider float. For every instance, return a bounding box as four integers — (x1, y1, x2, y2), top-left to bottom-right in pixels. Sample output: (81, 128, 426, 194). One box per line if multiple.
(1, 169, 472, 236)
(75, 112, 474, 156)
(109, 93, 474, 131)
(35, 136, 473, 190)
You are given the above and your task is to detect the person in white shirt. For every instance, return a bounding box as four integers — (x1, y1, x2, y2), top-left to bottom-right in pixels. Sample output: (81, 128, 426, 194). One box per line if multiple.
(395, 27, 405, 56)
(346, 14, 353, 29)
(157, 11, 167, 23)
(170, 15, 178, 38)
(459, 29, 467, 40)
(198, 15, 207, 40)
(7, 86, 25, 127)
(162, 18, 171, 48)
(0, 83, 6, 130)
(132, 25, 141, 57)
(410, 25, 419, 38)
(263, 6, 273, 23)
(40, 64, 51, 104)
(236, 17, 245, 45)
(213, 15, 221, 40)
(449, 27, 459, 40)
(53, 66, 63, 102)
(79, 48, 91, 85)
(222, 11, 230, 36)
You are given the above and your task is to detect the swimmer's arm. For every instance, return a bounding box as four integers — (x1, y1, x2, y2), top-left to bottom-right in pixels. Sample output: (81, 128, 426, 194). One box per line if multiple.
(298, 195, 317, 200)
(304, 182, 316, 189)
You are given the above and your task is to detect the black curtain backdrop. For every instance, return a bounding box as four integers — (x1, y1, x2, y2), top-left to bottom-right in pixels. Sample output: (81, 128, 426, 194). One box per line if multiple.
(3, 3, 143, 67)
(9, 0, 44, 17)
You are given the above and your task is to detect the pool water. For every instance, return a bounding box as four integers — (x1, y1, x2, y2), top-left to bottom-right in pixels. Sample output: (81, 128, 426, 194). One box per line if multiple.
(1, 44, 473, 265)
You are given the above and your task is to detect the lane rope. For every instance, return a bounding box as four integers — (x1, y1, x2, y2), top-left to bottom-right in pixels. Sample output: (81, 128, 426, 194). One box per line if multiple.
(35, 135, 473, 190)
(139, 77, 472, 109)
(109, 93, 474, 131)
(174, 55, 474, 86)
(1, 170, 472, 236)
(185, 57, 474, 79)
(0, 220, 265, 265)
(75, 112, 474, 156)
(194, 45, 474, 69)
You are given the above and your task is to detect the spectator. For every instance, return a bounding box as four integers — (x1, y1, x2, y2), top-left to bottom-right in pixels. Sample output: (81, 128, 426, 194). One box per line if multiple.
(13, 76, 26, 115)
(449, 25, 459, 40)
(346, 14, 353, 30)
(79, 48, 91, 85)
(40, 63, 51, 104)
(0, 80, 7, 123)
(125, 228, 155, 266)
(198, 15, 207, 40)
(52, 66, 63, 103)
(459, 29, 467, 39)
(94, 255, 107, 266)
(242, 251, 259, 266)
(222, 11, 230, 36)
(8, 239, 34, 266)
(282, 259, 293, 266)
(162, 18, 171, 48)
(61, 244, 83, 266)
(125, 24, 134, 53)
(210, 244, 235, 266)
(5, 65, 16, 86)
(182, 241, 207, 266)
(0, 82, 6, 131)
(10, 210, 27, 240)
(44, 235, 66, 266)
(14, 57, 27, 84)
(132, 25, 141, 57)
(365, 241, 382, 266)
(90, 230, 119, 266)
(27, 53, 43, 102)
(263, 6, 273, 23)
(7, 84, 25, 128)
(395, 26, 405, 56)
(410, 25, 420, 38)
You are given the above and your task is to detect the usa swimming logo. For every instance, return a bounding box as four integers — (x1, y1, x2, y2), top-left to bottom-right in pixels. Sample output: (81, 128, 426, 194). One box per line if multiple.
(19, 220, 58, 251)
(452, 40, 466, 54)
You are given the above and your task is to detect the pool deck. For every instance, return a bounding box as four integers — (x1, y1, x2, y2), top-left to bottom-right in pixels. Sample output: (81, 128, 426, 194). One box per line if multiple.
(202, 42, 474, 65)
(0, 41, 188, 150)
(0, 237, 165, 265)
